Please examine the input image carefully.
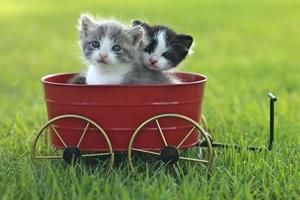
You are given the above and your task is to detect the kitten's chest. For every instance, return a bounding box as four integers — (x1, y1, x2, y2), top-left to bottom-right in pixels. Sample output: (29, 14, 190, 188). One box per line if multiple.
(86, 65, 129, 84)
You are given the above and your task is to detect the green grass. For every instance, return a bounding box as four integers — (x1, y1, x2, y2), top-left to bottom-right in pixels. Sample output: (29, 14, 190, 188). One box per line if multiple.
(1, 0, 300, 199)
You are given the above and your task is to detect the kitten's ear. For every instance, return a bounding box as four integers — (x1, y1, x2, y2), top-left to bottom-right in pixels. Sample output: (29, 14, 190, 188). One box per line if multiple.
(131, 20, 150, 31)
(176, 34, 193, 49)
(79, 14, 95, 36)
(126, 26, 144, 46)
(131, 20, 144, 27)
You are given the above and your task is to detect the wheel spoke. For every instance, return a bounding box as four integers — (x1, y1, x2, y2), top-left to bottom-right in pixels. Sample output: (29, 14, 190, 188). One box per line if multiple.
(201, 115, 209, 131)
(50, 125, 67, 147)
(155, 120, 168, 146)
(77, 122, 90, 148)
(45, 127, 49, 147)
(178, 156, 208, 164)
(176, 126, 196, 149)
(35, 155, 62, 159)
(81, 152, 112, 157)
(132, 148, 160, 156)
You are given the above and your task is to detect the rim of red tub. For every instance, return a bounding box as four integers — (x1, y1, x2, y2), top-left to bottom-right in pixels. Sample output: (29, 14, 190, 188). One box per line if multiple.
(41, 72, 207, 87)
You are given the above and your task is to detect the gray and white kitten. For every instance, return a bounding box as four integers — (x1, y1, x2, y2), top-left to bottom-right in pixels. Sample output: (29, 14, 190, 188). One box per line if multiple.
(71, 15, 143, 85)
(121, 20, 193, 84)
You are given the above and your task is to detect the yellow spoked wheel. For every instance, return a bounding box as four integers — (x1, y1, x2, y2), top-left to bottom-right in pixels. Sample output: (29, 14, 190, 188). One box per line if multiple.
(128, 114, 213, 172)
(31, 114, 114, 171)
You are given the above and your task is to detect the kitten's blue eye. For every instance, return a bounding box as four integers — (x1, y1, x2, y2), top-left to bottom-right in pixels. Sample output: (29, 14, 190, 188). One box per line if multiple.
(91, 41, 100, 48)
(112, 45, 121, 52)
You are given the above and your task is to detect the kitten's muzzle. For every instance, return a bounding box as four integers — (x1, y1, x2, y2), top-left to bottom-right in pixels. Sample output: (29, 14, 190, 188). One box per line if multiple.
(98, 53, 108, 64)
(149, 57, 158, 65)
(149, 57, 159, 69)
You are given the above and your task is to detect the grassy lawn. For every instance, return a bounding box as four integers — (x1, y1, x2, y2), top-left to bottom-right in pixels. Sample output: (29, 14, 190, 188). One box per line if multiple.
(0, 0, 299, 199)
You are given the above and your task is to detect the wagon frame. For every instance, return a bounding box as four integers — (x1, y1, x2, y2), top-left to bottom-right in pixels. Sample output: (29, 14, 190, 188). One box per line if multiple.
(31, 72, 276, 172)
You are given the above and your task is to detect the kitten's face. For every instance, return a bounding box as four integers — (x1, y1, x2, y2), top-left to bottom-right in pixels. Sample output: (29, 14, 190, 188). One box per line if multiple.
(133, 20, 193, 71)
(79, 15, 143, 71)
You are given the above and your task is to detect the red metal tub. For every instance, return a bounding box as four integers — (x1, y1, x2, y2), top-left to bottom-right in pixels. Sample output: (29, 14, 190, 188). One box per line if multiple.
(42, 72, 207, 152)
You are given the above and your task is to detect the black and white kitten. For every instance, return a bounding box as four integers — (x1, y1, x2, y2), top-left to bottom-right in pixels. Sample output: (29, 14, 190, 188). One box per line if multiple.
(69, 15, 143, 84)
(121, 20, 193, 84)
(133, 20, 193, 71)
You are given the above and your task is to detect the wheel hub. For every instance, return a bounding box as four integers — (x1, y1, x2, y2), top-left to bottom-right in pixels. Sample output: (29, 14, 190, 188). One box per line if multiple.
(63, 146, 82, 164)
(160, 146, 179, 164)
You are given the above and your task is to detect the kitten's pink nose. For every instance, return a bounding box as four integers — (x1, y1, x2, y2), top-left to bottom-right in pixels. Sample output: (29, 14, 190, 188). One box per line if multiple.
(149, 58, 158, 65)
(100, 53, 108, 60)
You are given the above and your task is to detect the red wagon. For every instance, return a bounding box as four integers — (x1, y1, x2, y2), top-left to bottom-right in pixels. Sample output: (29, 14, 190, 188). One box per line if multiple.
(31, 72, 213, 171)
